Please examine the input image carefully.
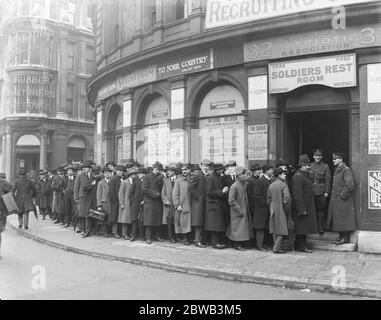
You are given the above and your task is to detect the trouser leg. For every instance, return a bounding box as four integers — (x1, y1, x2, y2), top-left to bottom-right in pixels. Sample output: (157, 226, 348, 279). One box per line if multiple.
(145, 226, 152, 241)
(256, 229, 264, 248)
(295, 234, 307, 249)
(167, 223, 173, 240)
(121, 224, 128, 237)
(131, 221, 138, 237)
(273, 235, 284, 252)
(211, 232, 219, 246)
(111, 223, 118, 235)
(194, 226, 203, 243)
(339, 231, 350, 242)
(18, 213, 23, 227)
(139, 222, 145, 240)
(24, 212, 30, 228)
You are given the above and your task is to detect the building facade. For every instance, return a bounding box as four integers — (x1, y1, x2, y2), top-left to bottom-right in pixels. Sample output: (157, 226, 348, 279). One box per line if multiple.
(0, 0, 96, 181)
(86, 0, 381, 245)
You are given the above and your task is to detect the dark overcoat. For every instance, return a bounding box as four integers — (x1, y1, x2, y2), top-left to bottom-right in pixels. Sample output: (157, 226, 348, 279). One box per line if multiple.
(161, 177, 175, 224)
(188, 171, 206, 227)
(74, 172, 94, 218)
(142, 172, 163, 227)
(63, 176, 75, 214)
(131, 179, 144, 222)
(205, 173, 226, 232)
(253, 176, 271, 230)
(292, 170, 318, 235)
(221, 174, 235, 225)
(327, 164, 356, 231)
(36, 179, 51, 209)
(0, 178, 13, 232)
(51, 175, 66, 215)
(246, 175, 259, 215)
(108, 175, 122, 224)
(12, 176, 37, 213)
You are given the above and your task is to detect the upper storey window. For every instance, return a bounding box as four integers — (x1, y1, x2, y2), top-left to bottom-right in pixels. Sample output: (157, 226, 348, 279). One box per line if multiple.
(60, 1, 75, 25)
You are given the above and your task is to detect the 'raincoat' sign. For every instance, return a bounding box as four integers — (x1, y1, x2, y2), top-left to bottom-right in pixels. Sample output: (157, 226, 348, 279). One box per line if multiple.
(369, 171, 381, 209)
(269, 53, 356, 94)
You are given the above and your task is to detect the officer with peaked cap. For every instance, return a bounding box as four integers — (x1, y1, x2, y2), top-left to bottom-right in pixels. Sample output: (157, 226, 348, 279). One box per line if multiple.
(291, 154, 318, 253)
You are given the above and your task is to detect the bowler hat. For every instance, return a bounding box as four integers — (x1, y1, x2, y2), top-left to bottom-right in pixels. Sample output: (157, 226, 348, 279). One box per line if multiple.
(18, 168, 27, 176)
(276, 159, 288, 167)
(39, 169, 47, 175)
(273, 167, 287, 177)
(65, 164, 75, 171)
(82, 160, 93, 168)
(332, 152, 344, 159)
(57, 165, 66, 172)
(92, 165, 101, 175)
(153, 161, 164, 170)
(126, 168, 137, 177)
(165, 163, 177, 172)
(250, 163, 261, 171)
(190, 164, 200, 171)
(181, 163, 191, 169)
(226, 160, 237, 167)
(213, 162, 225, 171)
(0, 173, 6, 179)
(201, 159, 211, 166)
(102, 165, 112, 173)
(234, 166, 246, 176)
(137, 167, 148, 174)
(262, 164, 273, 173)
(106, 161, 116, 167)
(298, 154, 311, 166)
(115, 164, 126, 172)
(313, 149, 323, 156)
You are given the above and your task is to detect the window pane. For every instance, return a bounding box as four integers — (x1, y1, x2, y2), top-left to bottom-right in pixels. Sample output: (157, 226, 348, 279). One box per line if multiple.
(17, 33, 29, 64)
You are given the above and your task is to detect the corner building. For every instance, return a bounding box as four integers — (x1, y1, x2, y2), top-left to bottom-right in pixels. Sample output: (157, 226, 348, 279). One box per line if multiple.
(0, 0, 96, 181)
(86, 0, 381, 251)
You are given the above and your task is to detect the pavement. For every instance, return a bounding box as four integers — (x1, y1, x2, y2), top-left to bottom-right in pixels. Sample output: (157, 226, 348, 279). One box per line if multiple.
(6, 214, 381, 299)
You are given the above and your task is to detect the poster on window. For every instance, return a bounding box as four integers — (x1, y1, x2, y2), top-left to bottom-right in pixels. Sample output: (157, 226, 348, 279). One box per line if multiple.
(122, 132, 131, 160)
(169, 131, 185, 163)
(146, 124, 170, 166)
(369, 171, 381, 209)
(199, 115, 244, 165)
(369, 115, 381, 155)
(248, 124, 268, 160)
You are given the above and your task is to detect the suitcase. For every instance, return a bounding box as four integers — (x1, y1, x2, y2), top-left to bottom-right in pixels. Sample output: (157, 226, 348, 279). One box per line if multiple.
(88, 209, 107, 221)
(1, 193, 22, 216)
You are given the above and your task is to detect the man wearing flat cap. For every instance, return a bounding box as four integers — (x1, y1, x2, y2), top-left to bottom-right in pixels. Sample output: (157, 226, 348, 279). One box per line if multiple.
(161, 164, 177, 243)
(291, 154, 318, 253)
(327, 153, 356, 245)
(108, 164, 126, 238)
(142, 162, 164, 244)
(309, 149, 331, 235)
(35, 170, 51, 220)
(253, 164, 273, 251)
(188, 159, 211, 247)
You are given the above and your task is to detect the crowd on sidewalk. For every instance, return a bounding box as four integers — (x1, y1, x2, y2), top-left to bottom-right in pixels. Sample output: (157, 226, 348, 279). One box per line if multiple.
(0, 150, 357, 256)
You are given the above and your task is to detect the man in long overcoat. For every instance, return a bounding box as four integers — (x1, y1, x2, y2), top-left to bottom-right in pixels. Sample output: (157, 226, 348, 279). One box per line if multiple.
(12, 168, 37, 230)
(142, 162, 164, 244)
(327, 152, 356, 245)
(0, 173, 12, 257)
(227, 167, 253, 250)
(253, 164, 273, 251)
(246, 163, 262, 217)
(84, 165, 102, 237)
(36, 170, 51, 220)
(97, 166, 112, 237)
(63, 165, 76, 227)
(172, 163, 192, 245)
(74, 161, 94, 236)
(161, 164, 177, 243)
(131, 167, 146, 240)
(267, 167, 291, 254)
(310, 149, 331, 234)
(119, 168, 136, 239)
(51, 166, 66, 224)
(292, 154, 318, 253)
(205, 163, 228, 249)
(188, 160, 211, 248)
(108, 164, 126, 238)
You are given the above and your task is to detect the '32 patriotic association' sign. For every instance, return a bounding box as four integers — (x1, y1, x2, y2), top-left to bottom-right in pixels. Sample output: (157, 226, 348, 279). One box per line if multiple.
(369, 171, 381, 209)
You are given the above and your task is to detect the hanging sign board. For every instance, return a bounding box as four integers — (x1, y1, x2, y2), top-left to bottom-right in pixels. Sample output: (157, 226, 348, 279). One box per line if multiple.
(269, 53, 356, 94)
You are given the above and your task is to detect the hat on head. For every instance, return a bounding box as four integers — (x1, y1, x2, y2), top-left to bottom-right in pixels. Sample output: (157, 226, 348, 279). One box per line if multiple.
(92, 165, 101, 175)
(106, 161, 116, 167)
(39, 169, 47, 175)
(0, 173, 6, 179)
(273, 167, 287, 177)
(165, 163, 177, 172)
(332, 152, 344, 160)
(126, 168, 137, 177)
(250, 163, 261, 171)
(313, 149, 323, 156)
(213, 162, 225, 171)
(298, 154, 311, 166)
(181, 163, 191, 169)
(65, 164, 74, 171)
(276, 159, 288, 167)
(191, 164, 200, 171)
(120, 159, 134, 169)
(18, 168, 27, 176)
(201, 159, 212, 166)
(57, 165, 66, 172)
(226, 160, 237, 167)
(137, 167, 148, 174)
(115, 164, 126, 172)
(102, 165, 112, 173)
(234, 166, 246, 176)
(82, 160, 93, 168)
(153, 161, 164, 170)
(262, 164, 273, 173)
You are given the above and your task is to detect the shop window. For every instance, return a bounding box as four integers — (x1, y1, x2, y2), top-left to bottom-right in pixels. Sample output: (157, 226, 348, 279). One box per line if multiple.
(66, 83, 74, 117)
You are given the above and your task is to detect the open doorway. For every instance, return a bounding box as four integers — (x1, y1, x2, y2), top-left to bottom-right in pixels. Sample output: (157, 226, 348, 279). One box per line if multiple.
(284, 109, 349, 172)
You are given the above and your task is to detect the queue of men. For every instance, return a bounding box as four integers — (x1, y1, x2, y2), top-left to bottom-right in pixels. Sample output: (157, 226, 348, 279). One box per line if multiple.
(0, 149, 357, 257)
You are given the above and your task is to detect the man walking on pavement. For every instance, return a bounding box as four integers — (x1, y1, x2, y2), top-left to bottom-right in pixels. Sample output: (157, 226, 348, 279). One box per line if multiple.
(292, 154, 318, 253)
(310, 149, 331, 234)
(327, 152, 356, 245)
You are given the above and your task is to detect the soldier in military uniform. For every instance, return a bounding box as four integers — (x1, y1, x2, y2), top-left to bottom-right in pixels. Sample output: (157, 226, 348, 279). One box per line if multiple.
(309, 149, 331, 235)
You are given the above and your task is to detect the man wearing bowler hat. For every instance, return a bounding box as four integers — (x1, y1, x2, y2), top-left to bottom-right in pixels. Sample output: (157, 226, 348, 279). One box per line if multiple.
(35, 170, 51, 220)
(247, 163, 262, 221)
(327, 152, 356, 245)
(63, 165, 76, 227)
(142, 161, 164, 244)
(108, 164, 126, 238)
(51, 165, 66, 224)
(310, 149, 331, 234)
(119, 168, 137, 239)
(97, 166, 112, 237)
(130, 167, 147, 240)
(292, 154, 318, 253)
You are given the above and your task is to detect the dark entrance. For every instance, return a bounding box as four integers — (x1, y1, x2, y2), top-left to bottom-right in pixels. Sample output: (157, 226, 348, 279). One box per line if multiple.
(284, 109, 350, 172)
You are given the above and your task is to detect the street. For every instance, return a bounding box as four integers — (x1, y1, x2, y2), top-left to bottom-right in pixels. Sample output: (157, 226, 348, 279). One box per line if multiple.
(0, 228, 367, 300)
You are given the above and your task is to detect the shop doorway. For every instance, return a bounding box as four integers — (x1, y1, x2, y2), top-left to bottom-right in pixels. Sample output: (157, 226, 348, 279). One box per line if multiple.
(284, 109, 350, 171)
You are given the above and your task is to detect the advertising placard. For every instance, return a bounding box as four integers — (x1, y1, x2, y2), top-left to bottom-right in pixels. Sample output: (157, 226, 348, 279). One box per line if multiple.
(248, 75, 268, 110)
(368, 64, 381, 103)
(369, 115, 381, 155)
(369, 171, 381, 209)
(248, 124, 268, 160)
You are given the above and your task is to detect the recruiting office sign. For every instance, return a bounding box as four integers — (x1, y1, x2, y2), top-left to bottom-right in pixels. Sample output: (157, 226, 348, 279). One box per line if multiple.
(369, 171, 381, 209)
(269, 53, 356, 94)
(205, 0, 379, 29)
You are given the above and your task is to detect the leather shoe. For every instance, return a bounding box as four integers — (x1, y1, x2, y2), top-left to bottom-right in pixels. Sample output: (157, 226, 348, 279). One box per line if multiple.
(24, 226, 29, 230)
(273, 249, 286, 254)
(213, 243, 227, 249)
(18, 225, 22, 229)
(82, 232, 90, 238)
(257, 246, 268, 252)
(297, 247, 312, 253)
(130, 236, 136, 242)
(334, 238, 348, 245)
(113, 234, 121, 239)
(54, 221, 60, 224)
(235, 246, 247, 251)
(184, 241, 191, 246)
(64, 223, 70, 228)
(156, 237, 164, 242)
(76, 230, 82, 233)
(195, 242, 205, 248)
(146, 239, 152, 244)
(169, 238, 177, 244)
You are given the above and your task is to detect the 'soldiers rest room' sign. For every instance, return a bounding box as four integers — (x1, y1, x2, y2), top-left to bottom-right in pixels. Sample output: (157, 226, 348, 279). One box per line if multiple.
(269, 53, 356, 94)
(205, 0, 379, 29)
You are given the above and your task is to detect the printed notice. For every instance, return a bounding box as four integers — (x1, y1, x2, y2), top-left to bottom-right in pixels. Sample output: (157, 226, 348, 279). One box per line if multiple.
(369, 115, 381, 154)
(369, 171, 381, 209)
(248, 124, 268, 160)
